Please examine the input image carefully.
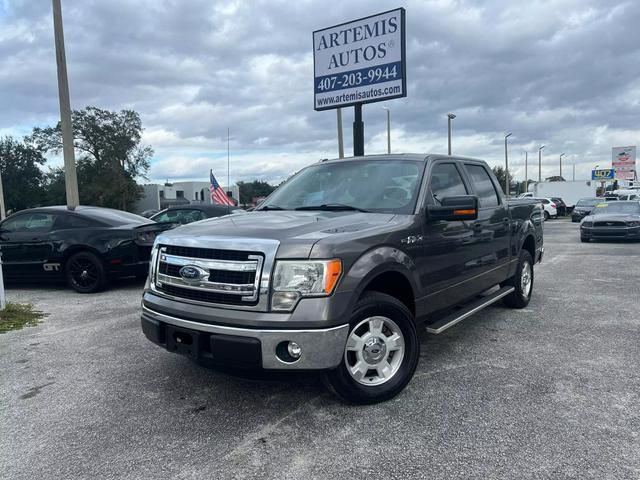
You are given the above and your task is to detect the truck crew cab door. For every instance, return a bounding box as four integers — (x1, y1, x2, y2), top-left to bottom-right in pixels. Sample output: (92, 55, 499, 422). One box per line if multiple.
(420, 160, 478, 312)
(460, 162, 511, 291)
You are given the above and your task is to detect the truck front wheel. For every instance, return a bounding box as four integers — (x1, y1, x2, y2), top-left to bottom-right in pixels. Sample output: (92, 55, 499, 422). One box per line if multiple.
(324, 292, 420, 404)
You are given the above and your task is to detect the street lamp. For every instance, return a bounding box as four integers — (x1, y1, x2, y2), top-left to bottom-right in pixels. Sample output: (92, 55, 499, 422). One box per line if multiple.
(447, 113, 456, 155)
(382, 107, 391, 154)
(538, 145, 545, 182)
(504, 133, 512, 196)
(560, 153, 565, 178)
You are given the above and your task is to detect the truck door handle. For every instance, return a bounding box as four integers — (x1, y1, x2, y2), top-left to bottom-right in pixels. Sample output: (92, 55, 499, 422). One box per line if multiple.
(472, 223, 483, 231)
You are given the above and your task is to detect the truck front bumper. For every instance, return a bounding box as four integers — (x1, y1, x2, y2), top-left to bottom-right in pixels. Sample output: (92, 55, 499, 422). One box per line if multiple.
(141, 306, 349, 370)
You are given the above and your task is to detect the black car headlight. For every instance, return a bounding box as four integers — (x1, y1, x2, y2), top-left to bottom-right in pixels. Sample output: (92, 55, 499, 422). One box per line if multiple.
(581, 221, 593, 228)
(627, 221, 640, 227)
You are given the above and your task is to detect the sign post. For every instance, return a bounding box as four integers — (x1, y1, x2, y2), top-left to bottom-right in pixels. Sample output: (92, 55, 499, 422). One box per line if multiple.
(313, 8, 406, 157)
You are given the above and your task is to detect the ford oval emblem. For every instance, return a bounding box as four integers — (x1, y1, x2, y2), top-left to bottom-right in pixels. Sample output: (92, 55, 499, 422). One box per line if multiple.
(179, 265, 207, 282)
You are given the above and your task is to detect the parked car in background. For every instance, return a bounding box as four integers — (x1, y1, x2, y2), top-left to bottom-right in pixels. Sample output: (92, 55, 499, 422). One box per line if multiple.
(533, 198, 557, 220)
(551, 197, 567, 216)
(150, 205, 244, 226)
(0, 206, 172, 293)
(580, 201, 640, 242)
(571, 197, 601, 222)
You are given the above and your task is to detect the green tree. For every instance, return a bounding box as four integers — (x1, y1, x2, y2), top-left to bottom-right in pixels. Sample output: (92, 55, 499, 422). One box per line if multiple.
(0, 136, 46, 213)
(29, 106, 152, 211)
(236, 180, 276, 205)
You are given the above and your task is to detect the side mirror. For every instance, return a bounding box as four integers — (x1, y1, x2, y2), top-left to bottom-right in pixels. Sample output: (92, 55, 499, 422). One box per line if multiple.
(427, 195, 479, 221)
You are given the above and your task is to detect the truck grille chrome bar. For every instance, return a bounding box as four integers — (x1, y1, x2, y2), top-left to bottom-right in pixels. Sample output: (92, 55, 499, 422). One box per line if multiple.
(154, 246, 263, 304)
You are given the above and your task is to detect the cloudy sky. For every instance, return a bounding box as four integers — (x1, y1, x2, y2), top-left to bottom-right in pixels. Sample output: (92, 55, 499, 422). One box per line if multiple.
(1, 0, 639, 186)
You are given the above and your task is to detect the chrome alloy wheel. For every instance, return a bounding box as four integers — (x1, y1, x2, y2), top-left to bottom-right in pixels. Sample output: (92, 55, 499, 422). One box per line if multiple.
(521, 260, 532, 298)
(344, 316, 405, 386)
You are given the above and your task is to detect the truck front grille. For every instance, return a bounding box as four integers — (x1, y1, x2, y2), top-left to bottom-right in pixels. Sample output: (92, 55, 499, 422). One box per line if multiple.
(153, 245, 264, 307)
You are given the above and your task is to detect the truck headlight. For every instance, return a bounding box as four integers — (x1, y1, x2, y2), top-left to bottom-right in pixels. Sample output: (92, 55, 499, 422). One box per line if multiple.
(271, 260, 342, 311)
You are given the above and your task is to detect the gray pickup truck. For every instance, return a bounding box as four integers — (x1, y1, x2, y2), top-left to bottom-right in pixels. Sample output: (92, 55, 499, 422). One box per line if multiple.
(141, 154, 543, 403)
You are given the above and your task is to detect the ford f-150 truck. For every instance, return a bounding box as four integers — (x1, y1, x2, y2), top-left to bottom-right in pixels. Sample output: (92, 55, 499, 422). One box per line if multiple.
(141, 154, 543, 404)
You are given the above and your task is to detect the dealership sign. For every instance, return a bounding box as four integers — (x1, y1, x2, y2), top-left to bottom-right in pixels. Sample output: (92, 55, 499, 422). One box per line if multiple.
(313, 8, 406, 110)
(612, 146, 636, 181)
(592, 168, 614, 181)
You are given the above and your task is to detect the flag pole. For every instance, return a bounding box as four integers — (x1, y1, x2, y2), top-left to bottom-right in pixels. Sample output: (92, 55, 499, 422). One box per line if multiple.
(227, 127, 230, 214)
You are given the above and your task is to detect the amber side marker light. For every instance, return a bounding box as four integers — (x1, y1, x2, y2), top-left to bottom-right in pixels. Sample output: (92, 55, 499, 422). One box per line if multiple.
(454, 209, 476, 216)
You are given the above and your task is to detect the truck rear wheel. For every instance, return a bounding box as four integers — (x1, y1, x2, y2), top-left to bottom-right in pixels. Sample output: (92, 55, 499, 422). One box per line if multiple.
(502, 250, 533, 309)
(324, 292, 420, 404)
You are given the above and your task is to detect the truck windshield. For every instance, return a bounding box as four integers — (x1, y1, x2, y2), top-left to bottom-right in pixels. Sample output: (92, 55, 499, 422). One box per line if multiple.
(260, 160, 423, 214)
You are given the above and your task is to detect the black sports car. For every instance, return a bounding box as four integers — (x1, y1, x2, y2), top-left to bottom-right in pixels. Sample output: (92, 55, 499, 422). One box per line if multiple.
(580, 201, 640, 242)
(0, 206, 172, 293)
(149, 204, 244, 225)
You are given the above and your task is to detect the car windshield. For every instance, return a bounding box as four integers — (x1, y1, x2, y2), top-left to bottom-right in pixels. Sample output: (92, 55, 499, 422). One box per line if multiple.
(81, 208, 152, 226)
(592, 202, 640, 215)
(576, 198, 600, 207)
(259, 159, 424, 214)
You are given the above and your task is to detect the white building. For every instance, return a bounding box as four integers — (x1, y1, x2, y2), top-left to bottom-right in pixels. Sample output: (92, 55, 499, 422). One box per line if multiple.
(134, 181, 240, 214)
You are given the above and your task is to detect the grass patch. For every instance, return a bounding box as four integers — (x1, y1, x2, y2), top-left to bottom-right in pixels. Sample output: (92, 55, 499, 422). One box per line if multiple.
(0, 303, 48, 334)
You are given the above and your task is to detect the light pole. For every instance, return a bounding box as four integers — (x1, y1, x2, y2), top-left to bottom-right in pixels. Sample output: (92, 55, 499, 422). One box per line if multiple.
(504, 133, 512, 196)
(382, 107, 391, 154)
(538, 145, 545, 182)
(524, 151, 528, 194)
(560, 153, 565, 178)
(573, 162, 575, 181)
(447, 113, 456, 155)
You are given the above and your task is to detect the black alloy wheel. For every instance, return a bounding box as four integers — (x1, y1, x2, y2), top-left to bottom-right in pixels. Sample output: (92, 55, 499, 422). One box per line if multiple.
(66, 251, 108, 293)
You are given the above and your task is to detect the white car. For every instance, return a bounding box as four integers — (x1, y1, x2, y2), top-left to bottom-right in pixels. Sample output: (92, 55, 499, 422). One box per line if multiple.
(533, 197, 558, 220)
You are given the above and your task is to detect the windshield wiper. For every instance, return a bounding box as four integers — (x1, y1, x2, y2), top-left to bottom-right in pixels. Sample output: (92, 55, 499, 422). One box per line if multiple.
(295, 203, 370, 213)
(259, 205, 286, 211)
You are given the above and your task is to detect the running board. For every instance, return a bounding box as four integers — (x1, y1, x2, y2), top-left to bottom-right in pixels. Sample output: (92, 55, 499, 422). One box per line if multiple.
(426, 286, 515, 334)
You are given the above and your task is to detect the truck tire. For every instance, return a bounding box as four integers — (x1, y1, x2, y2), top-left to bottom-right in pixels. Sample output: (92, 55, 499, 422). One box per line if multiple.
(65, 251, 108, 293)
(502, 250, 534, 309)
(324, 292, 420, 404)
(544, 211, 550, 221)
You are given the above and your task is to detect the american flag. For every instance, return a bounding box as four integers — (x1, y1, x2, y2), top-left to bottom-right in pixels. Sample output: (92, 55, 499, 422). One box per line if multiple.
(210, 171, 235, 206)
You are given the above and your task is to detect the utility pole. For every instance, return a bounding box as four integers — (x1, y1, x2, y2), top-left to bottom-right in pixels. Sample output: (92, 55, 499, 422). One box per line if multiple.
(560, 153, 565, 178)
(447, 113, 456, 155)
(538, 145, 545, 182)
(336, 108, 344, 158)
(52, 0, 79, 208)
(504, 133, 512, 196)
(0, 171, 5, 220)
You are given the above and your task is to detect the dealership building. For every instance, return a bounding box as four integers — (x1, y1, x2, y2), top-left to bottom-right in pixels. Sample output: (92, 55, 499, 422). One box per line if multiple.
(134, 181, 239, 214)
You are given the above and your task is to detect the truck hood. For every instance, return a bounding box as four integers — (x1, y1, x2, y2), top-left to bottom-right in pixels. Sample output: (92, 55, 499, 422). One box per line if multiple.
(157, 210, 396, 258)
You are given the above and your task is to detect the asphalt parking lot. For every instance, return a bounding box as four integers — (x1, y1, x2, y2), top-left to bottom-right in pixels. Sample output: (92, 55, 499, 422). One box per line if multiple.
(1, 218, 638, 480)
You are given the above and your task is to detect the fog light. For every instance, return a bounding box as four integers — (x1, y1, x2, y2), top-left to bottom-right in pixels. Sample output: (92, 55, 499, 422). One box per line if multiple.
(287, 341, 302, 359)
